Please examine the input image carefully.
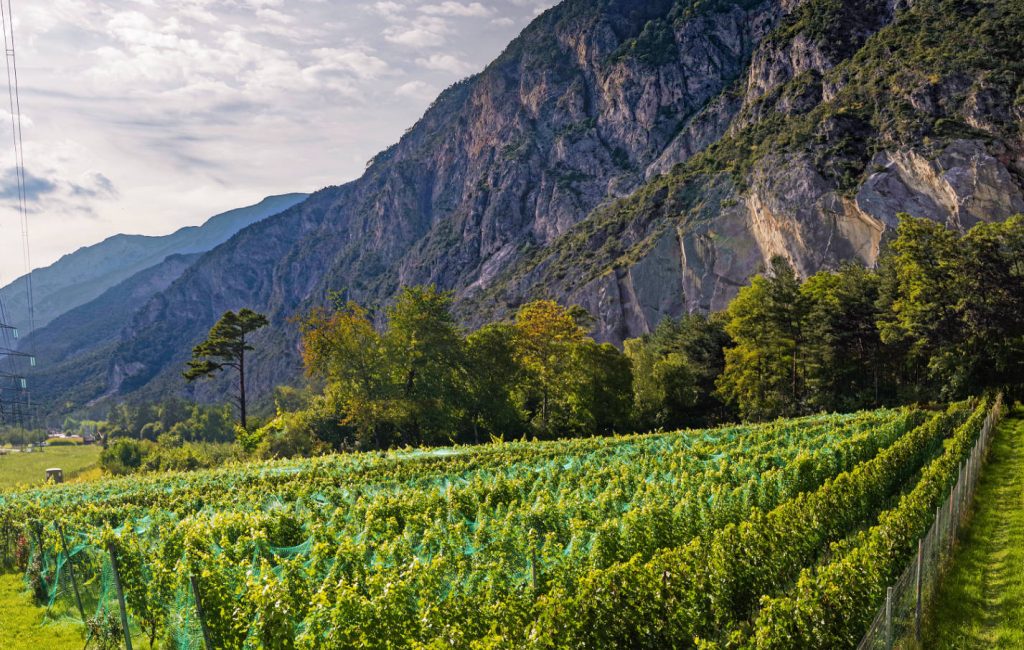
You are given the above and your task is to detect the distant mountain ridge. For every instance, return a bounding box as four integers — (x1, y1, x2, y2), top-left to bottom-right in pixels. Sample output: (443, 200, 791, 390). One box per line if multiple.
(0, 193, 308, 335)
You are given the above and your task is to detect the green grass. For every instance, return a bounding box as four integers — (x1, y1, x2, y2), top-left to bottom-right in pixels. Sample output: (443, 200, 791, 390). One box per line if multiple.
(923, 408, 1024, 648)
(0, 574, 85, 649)
(0, 445, 102, 491)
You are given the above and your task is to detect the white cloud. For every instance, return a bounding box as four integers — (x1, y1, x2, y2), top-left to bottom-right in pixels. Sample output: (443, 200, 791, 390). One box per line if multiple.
(416, 53, 474, 75)
(301, 48, 392, 93)
(0, 0, 562, 280)
(255, 8, 295, 24)
(384, 17, 450, 47)
(366, 1, 404, 18)
(394, 79, 434, 99)
(420, 2, 492, 17)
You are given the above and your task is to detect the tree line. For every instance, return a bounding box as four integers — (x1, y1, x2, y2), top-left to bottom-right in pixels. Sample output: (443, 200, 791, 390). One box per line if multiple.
(718, 214, 1024, 419)
(99, 214, 1024, 467)
(246, 214, 1021, 454)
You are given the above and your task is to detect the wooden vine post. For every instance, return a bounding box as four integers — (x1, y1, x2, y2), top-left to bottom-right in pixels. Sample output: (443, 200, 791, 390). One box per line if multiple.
(107, 542, 134, 650)
(884, 585, 894, 650)
(57, 524, 86, 622)
(190, 574, 214, 650)
(914, 538, 923, 641)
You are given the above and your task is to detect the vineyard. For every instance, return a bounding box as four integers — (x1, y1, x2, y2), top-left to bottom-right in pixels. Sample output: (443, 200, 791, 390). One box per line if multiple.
(0, 399, 997, 649)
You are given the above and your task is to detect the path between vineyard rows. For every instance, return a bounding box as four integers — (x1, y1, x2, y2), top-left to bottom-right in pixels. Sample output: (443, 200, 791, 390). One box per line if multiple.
(924, 408, 1024, 648)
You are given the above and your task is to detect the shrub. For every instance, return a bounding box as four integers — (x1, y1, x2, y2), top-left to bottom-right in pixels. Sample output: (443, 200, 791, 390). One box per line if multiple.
(45, 437, 81, 447)
(100, 439, 153, 476)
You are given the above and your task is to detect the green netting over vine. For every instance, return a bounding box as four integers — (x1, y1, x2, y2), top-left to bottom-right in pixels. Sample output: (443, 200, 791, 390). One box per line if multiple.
(0, 403, 992, 649)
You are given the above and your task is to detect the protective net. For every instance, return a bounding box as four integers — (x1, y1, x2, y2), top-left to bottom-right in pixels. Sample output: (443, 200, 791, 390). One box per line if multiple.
(0, 405, 992, 649)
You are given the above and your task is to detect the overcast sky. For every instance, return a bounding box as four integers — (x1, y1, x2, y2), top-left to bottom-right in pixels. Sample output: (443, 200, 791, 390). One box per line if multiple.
(0, 0, 558, 281)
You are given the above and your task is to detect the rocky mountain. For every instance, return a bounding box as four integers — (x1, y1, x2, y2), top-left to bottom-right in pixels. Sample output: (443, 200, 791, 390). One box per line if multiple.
(34, 0, 1024, 415)
(0, 193, 308, 335)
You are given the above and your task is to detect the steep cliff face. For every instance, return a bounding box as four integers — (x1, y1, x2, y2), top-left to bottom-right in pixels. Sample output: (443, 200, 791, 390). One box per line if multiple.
(51, 0, 1024, 412)
(554, 137, 1024, 342)
(476, 0, 1024, 343)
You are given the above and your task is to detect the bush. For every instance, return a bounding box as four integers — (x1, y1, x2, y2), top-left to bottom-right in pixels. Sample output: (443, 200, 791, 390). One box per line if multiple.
(100, 439, 153, 475)
(254, 414, 330, 460)
(45, 437, 82, 446)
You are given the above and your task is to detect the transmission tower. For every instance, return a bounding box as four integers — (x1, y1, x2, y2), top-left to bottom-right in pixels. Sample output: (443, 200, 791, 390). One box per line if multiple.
(0, 302, 32, 428)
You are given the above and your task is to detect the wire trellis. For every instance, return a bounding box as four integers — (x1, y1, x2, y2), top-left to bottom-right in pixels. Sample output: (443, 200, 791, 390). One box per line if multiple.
(857, 396, 1003, 650)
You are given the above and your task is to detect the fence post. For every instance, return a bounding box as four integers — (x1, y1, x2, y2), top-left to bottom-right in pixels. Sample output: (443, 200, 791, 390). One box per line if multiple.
(915, 538, 923, 641)
(57, 524, 86, 622)
(948, 485, 955, 551)
(107, 543, 134, 650)
(957, 463, 964, 524)
(968, 454, 975, 513)
(190, 574, 214, 650)
(885, 585, 894, 650)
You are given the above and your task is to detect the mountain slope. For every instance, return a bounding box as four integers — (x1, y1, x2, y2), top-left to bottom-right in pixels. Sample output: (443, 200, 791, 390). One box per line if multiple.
(41, 0, 1024, 413)
(0, 193, 308, 334)
(20, 253, 200, 413)
(480, 0, 1024, 341)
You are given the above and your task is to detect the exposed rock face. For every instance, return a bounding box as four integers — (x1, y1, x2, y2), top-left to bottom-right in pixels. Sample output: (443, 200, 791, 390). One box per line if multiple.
(32, 0, 1024, 413)
(564, 152, 890, 340)
(556, 136, 1024, 341)
(645, 92, 743, 179)
(856, 140, 1024, 230)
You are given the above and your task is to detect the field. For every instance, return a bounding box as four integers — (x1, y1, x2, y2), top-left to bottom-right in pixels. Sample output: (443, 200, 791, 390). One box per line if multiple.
(0, 400, 994, 648)
(923, 409, 1024, 648)
(0, 445, 101, 490)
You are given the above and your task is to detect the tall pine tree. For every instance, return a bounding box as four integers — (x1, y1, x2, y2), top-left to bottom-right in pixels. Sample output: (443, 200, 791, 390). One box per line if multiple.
(184, 309, 269, 429)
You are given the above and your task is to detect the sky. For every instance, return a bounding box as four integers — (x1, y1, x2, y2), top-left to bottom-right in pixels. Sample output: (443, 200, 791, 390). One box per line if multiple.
(0, 0, 559, 282)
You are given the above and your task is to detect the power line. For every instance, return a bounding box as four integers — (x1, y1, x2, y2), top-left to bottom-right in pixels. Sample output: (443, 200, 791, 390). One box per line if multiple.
(0, 0, 33, 336)
(0, 0, 34, 429)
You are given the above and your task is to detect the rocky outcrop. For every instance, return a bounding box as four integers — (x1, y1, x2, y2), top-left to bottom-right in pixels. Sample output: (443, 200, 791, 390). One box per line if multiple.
(556, 135, 1024, 343)
(856, 140, 1024, 230)
(645, 92, 743, 179)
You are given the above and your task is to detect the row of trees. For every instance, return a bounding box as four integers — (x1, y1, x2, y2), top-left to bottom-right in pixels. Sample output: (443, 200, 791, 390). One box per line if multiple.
(0, 426, 47, 448)
(112, 213, 1023, 465)
(96, 401, 241, 474)
(104, 400, 236, 444)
